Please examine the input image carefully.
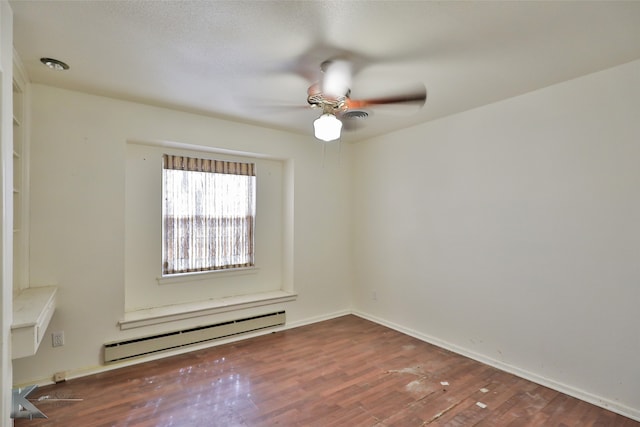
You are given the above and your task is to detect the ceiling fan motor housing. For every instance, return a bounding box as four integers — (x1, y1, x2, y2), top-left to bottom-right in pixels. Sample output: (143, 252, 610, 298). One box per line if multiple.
(307, 92, 347, 114)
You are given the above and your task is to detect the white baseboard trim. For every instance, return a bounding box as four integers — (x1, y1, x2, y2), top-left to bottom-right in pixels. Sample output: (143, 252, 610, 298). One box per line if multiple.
(284, 309, 352, 330)
(352, 310, 640, 423)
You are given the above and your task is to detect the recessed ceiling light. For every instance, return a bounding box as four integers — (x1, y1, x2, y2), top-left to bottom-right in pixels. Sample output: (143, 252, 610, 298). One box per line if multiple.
(40, 57, 69, 71)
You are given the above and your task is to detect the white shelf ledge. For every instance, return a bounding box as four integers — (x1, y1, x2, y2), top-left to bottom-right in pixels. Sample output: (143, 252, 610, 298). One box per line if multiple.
(119, 290, 297, 330)
(12, 287, 57, 359)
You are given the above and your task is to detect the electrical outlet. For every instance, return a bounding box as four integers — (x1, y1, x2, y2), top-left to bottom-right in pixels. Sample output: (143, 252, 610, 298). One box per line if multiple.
(53, 371, 66, 383)
(52, 331, 65, 347)
(371, 291, 377, 301)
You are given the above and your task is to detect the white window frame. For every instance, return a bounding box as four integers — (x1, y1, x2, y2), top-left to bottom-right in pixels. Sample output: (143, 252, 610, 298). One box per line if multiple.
(161, 154, 256, 277)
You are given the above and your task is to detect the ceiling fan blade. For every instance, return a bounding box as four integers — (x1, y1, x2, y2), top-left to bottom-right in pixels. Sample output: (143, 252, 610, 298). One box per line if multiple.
(345, 85, 427, 109)
(321, 59, 352, 98)
(277, 44, 370, 83)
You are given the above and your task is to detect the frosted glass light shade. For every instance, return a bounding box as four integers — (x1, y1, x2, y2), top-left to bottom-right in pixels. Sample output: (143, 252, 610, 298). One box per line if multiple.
(313, 113, 343, 142)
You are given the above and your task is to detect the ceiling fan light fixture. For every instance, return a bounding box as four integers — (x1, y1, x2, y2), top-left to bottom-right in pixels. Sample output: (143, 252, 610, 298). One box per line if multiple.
(313, 113, 342, 142)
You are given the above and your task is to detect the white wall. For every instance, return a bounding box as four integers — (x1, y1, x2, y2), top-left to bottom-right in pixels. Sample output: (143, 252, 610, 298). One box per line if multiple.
(125, 142, 287, 311)
(12, 85, 353, 384)
(352, 59, 640, 419)
(0, 1, 12, 423)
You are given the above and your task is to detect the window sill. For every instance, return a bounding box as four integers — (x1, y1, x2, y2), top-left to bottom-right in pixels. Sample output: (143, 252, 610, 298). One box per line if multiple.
(118, 290, 297, 330)
(156, 266, 258, 285)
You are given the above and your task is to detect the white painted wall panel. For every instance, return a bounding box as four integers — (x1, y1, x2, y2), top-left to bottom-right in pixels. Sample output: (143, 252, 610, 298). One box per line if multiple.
(352, 60, 640, 418)
(0, 1, 12, 423)
(13, 85, 353, 384)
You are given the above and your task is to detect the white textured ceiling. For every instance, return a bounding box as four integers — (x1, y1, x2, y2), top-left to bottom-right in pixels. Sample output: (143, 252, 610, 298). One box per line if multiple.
(10, 1, 640, 142)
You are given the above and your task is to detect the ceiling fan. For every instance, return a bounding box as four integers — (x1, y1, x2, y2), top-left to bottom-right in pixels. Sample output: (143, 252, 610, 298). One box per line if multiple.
(306, 58, 427, 141)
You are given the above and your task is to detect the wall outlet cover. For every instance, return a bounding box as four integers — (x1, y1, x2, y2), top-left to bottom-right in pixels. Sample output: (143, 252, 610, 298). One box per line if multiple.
(53, 371, 66, 383)
(52, 331, 65, 347)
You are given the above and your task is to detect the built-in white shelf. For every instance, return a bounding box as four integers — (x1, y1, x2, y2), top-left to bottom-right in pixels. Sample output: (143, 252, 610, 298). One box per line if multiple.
(13, 62, 30, 294)
(12, 287, 57, 359)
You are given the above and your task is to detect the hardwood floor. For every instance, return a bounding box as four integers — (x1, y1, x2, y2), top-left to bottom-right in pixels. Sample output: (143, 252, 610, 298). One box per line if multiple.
(15, 315, 638, 426)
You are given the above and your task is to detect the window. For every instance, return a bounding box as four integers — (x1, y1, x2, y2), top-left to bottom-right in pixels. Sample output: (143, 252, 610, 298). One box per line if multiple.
(162, 154, 256, 275)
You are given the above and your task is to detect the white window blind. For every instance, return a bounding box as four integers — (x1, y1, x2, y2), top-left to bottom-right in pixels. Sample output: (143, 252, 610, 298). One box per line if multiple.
(162, 154, 256, 275)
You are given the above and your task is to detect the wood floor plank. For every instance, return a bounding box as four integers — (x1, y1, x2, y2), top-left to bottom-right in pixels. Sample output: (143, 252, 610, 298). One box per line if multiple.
(14, 315, 638, 426)
(427, 371, 530, 425)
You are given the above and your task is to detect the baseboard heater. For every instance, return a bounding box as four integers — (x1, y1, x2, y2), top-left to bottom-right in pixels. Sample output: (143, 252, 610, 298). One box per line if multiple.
(104, 311, 285, 363)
